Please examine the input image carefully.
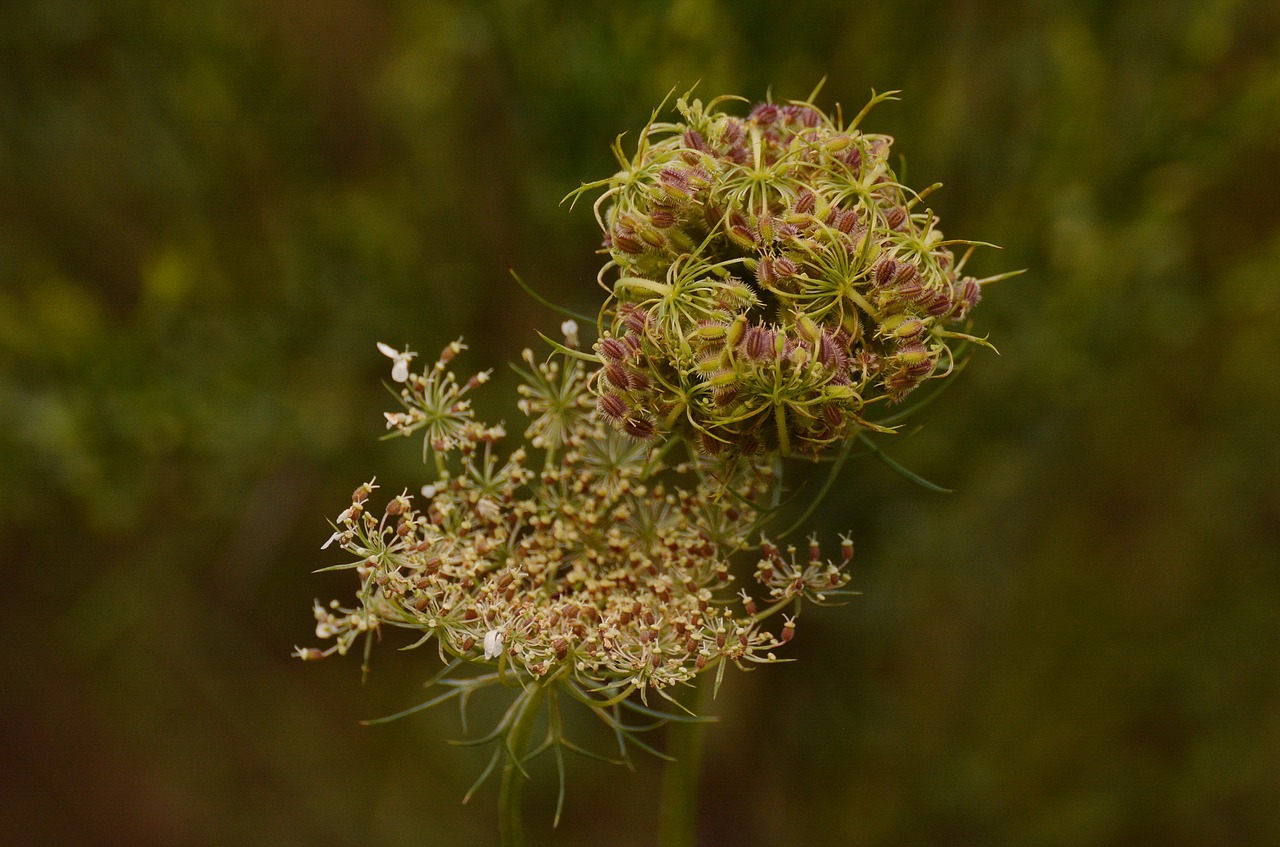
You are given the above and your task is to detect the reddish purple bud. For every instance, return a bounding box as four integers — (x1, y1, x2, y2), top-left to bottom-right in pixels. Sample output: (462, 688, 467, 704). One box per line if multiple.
(598, 393, 630, 424)
(740, 325, 771, 360)
(782, 103, 821, 127)
(953, 278, 981, 317)
(683, 129, 708, 152)
(618, 303, 649, 335)
(730, 224, 758, 247)
(895, 262, 920, 287)
(756, 257, 776, 287)
(884, 206, 907, 230)
(822, 403, 844, 429)
(611, 228, 643, 254)
(816, 331, 849, 371)
(659, 167, 695, 198)
(895, 277, 926, 303)
(599, 337, 629, 363)
(750, 102, 780, 125)
(884, 369, 920, 400)
(875, 259, 898, 287)
(602, 362, 632, 389)
(794, 188, 816, 215)
(698, 432, 725, 455)
(926, 290, 953, 316)
(649, 207, 676, 228)
(622, 416, 656, 440)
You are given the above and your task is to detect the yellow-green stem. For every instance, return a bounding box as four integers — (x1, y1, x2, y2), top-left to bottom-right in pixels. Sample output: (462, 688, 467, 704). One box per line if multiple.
(659, 680, 706, 847)
(498, 684, 548, 847)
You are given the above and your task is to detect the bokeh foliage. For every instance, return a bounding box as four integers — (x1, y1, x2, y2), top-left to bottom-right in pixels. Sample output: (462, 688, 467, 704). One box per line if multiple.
(3, 0, 1278, 844)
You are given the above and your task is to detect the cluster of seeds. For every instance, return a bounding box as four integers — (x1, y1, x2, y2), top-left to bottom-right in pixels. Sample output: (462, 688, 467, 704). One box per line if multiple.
(299, 338, 852, 695)
(572, 89, 993, 456)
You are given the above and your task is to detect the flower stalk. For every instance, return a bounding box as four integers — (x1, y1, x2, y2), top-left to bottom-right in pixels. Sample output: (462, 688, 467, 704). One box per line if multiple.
(498, 682, 549, 847)
(659, 680, 706, 847)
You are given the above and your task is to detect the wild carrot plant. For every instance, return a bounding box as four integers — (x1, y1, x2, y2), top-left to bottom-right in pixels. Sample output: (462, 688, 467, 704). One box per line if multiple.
(297, 85, 1014, 845)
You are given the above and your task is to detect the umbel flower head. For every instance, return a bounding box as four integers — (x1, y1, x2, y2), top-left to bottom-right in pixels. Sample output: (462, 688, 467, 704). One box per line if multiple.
(300, 332, 851, 706)
(569, 86, 1013, 457)
(299, 87, 1015, 838)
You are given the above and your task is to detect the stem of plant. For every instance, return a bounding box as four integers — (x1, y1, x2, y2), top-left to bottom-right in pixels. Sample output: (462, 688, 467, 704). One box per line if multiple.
(659, 678, 706, 847)
(498, 683, 548, 847)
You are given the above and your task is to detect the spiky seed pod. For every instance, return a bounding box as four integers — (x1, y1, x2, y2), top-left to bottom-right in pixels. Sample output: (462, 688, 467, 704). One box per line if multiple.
(794, 188, 816, 215)
(602, 362, 632, 390)
(618, 303, 650, 335)
(598, 337, 630, 363)
(622, 416, 656, 440)
(952, 278, 981, 318)
(611, 228, 643, 255)
(650, 207, 676, 229)
(875, 258, 898, 287)
(598, 393, 630, 425)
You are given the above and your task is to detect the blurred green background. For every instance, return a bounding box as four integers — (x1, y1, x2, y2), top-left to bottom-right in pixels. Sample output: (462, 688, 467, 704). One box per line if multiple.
(3, 0, 1278, 844)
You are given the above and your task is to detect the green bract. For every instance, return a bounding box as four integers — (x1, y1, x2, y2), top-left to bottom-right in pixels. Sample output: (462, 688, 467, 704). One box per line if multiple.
(571, 88, 996, 457)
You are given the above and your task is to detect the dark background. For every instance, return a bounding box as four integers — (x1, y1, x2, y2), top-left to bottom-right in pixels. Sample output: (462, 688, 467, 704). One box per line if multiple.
(3, 1, 1278, 844)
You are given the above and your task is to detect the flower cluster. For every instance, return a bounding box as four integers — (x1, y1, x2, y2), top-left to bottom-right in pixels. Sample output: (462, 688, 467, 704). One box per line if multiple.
(571, 88, 998, 457)
(299, 90, 1011, 834)
(299, 336, 852, 698)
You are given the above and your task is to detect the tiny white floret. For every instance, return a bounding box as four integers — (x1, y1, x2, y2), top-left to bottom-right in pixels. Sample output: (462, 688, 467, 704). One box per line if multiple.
(483, 629, 504, 660)
(561, 319, 580, 348)
(377, 342, 416, 383)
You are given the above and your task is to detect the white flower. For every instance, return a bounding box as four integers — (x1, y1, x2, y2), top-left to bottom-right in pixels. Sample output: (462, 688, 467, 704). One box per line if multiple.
(560, 319, 579, 348)
(477, 497, 501, 522)
(377, 342, 416, 383)
(483, 629, 504, 660)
